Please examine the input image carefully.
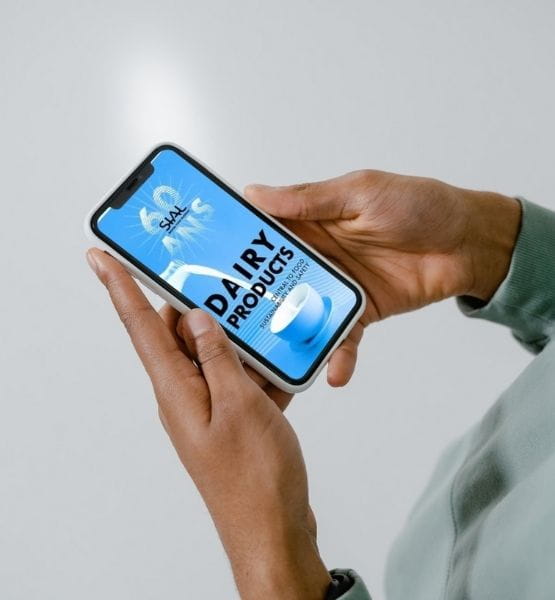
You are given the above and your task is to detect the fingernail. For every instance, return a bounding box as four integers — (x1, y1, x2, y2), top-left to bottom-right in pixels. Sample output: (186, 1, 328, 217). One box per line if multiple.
(86, 249, 99, 274)
(187, 309, 215, 337)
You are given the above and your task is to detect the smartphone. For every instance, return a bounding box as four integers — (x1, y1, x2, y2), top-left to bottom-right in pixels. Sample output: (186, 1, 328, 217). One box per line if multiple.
(85, 144, 365, 392)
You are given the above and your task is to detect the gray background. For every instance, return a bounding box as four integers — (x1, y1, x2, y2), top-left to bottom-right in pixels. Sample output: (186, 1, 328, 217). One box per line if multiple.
(1, 1, 554, 598)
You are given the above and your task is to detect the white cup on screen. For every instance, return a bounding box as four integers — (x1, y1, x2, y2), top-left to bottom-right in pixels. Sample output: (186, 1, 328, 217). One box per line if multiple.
(270, 283, 327, 343)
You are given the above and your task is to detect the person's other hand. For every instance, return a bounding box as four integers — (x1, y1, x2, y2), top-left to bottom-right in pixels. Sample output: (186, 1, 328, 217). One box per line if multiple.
(86, 248, 331, 600)
(246, 171, 520, 369)
(156, 300, 295, 411)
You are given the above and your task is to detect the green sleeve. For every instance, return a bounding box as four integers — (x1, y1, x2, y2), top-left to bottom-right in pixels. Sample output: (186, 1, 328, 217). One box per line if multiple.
(457, 198, 555, 353)
(333, 569, 372, 599)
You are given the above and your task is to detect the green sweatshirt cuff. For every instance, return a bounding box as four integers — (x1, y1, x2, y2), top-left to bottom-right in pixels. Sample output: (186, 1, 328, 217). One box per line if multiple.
(332, 569, 372, 599)
(457, 198, 555, 352)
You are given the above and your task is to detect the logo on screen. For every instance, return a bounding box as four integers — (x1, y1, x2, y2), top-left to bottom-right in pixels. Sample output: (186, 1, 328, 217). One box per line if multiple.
(138, 184, 214, 254)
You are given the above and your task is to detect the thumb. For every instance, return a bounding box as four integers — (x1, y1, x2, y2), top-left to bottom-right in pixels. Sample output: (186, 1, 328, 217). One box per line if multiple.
(180, 309, 248, 396)
(245, 178, 356, 221)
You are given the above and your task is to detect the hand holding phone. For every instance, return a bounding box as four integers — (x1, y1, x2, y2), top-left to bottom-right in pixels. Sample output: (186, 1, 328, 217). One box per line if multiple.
(245, 171, 520, 322)
(86, 144, 365, 392)
(86, 249, 332, 598)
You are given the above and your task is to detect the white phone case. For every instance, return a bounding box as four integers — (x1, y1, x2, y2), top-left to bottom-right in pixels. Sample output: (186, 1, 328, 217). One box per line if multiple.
(84, 143, 366, 393)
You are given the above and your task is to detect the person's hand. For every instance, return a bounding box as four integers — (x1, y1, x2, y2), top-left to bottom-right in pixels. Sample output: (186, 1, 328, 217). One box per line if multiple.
(86, 248, 331, 600)
(246, 172, 521, 356)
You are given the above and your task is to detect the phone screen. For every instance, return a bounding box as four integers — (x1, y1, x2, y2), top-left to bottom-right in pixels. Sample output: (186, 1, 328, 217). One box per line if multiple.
(92, 146, 362, 384)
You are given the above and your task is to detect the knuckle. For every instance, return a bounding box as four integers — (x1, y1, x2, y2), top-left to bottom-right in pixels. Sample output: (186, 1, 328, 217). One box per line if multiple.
(297, 199, 312, 219)
(343, 343, 357, 359)
(103, 271, 128, 291)
(338, 340, 357, 360)
(349, 168, 370, 179)
(290, 184, 314, 218)
(118, 304, 151, 332)
(196, 333, 231, 366)
(347, 169, 373, 188)
(291, 182, 312, 194)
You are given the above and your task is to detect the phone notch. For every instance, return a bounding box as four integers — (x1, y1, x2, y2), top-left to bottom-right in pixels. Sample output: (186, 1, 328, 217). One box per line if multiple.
(111, 161, 154, 209)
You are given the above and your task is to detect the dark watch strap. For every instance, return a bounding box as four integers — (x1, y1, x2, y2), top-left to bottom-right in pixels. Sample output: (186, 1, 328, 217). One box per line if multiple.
(324, 570, 354, 599)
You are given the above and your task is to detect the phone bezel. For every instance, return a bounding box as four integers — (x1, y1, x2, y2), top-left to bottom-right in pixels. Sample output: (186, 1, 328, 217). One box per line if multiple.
(89, 143, 364, 387)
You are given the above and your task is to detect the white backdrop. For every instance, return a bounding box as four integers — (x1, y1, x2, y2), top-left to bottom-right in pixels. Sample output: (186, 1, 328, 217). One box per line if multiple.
(1, 2, 554, 598)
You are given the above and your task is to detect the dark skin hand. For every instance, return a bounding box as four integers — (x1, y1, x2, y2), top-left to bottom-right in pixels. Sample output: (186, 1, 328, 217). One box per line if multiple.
(87, 249, 330, 600)
(245, 171, 521, 319)
(87, 169, 521, 599)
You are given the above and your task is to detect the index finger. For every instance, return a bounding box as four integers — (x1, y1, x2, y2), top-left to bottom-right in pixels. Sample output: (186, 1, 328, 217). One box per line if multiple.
(86, 248, 199, 384)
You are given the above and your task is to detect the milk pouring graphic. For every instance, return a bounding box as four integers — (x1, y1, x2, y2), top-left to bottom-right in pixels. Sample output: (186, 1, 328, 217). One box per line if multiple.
(159, 260, 275, 302)
(160, 261, 331, 347)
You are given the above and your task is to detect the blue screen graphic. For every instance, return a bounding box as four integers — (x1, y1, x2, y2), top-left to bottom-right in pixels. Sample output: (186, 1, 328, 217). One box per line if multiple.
(96, 148, 359, 381)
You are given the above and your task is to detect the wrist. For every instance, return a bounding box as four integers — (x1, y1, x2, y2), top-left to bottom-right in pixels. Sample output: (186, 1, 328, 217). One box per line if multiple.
(224, 522, 331, 600)
(459, 189, 522, 302)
